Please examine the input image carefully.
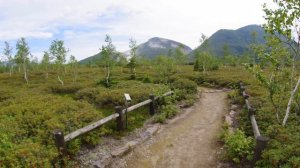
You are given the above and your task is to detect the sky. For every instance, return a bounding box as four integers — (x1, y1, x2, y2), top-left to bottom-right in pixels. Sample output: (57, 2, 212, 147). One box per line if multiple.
(0, 0, 270, 61)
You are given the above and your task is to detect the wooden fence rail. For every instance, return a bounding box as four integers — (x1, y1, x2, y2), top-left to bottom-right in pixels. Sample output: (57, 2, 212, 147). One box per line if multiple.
(53, 91, 173, 156)
(239, 82, 269, 167)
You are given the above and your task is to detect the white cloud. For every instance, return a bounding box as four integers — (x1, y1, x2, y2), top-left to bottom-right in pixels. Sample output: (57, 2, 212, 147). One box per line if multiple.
(0, 0, 270, 60)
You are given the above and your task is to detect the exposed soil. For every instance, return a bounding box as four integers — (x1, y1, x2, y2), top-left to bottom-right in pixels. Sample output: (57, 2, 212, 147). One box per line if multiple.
(109, 88, 230, 168)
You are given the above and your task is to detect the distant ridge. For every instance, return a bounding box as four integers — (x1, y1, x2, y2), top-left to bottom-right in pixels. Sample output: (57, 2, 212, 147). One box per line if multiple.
(190, 24, 266, 58)
(79, 37, 192, 64)
(128, 37, 192, 59)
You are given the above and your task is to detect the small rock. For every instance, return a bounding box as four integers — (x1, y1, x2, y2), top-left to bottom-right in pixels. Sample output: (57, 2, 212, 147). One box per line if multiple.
(229, 110, 236, 117)
(225, 115, 232, 126)
(222, 88, 231, 92)
(231, 104, 238, 111)
(140, 132, 151, 141)
(146, 124, 160, 136)
(111, 145, 130, 157)
(126, 140, 139, 148)
(92, 155, 112, 168)
(209, 91, 215, 93)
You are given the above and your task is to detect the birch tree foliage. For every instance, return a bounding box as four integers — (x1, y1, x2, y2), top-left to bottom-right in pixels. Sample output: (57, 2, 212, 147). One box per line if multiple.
(49, 40, 68, 85)
(2, 41, 13, 76)
(263, 0, 300, 126)
(100, 35, 116, 87)
(128, 38, 138, 79)
(16, 37, 30, 84)
(194, 34, 219, 73)
(41, 51, 51, 78)
(246, 36, 292, 123)
(69, 55, 78, 83)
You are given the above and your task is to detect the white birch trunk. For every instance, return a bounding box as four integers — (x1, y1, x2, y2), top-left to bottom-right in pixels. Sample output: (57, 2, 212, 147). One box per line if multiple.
(9, 65, 12, 76)
(58, 75, 64, 86)
(23, 59, 28, 84)
(106, 65, 110, 87)
(282, 75, 300, 126)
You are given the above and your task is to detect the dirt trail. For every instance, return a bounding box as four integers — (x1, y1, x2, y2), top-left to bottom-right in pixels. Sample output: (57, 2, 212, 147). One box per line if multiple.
(110, 88, 229, 168)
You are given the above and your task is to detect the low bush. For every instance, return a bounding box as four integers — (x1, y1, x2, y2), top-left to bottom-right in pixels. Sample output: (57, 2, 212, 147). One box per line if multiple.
(50, 84, 83, 94)
(0, 92, 103, 167)
(223, 129, 254, 163)
(227, 90, 243, 104)
(76, 81, 170, 107)
(153, 104, 178, 123)
(171, 78, 197, 94)
(153, 113, 167, 123)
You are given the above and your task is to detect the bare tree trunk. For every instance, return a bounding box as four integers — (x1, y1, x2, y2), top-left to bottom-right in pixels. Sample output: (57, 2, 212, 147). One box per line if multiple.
(106, 65, 110, 87)
(18, 65, 21, 73)
(9, 64, 12, 76)
(58, 75, 64, 86)
(45, 65, 48, 79)
(23, 62, 28, 84)
(283, 75, 300, 126)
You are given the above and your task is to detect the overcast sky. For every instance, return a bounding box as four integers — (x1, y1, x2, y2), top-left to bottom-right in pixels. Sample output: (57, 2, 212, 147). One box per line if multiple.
(0, 0, 270, 61)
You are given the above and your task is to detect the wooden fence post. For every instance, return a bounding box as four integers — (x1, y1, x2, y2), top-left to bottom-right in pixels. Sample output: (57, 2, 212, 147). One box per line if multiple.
(252, 135, 269, 167)
(149, 94, 155, 115)
(115, 106, 125, 131)
(53, 129, 67, 156)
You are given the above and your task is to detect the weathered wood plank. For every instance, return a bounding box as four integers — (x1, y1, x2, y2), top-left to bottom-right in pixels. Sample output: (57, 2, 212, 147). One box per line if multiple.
(122, 99, 152, 114)
(250, 115, 261, 138)
(156, 91, 173, 99)
(122, 91, 173, 114)
(64, 113, 119, 142)
(242, 91, 249, 99)
(245, 99, 252, 110)
(64, 91, 173, 142)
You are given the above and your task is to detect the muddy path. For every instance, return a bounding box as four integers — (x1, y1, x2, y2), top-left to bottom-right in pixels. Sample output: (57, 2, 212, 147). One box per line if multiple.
(110, 88, 229, 168)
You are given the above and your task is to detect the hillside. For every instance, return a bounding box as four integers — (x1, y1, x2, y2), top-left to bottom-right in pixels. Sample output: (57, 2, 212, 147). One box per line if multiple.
(191, 24, 266, 58)
(79, 37, 192, 64)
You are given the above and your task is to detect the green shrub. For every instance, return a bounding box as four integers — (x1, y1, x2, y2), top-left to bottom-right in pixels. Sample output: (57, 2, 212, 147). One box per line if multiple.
(223, 129, 254, 163)
(227, 90, 243, 104)
(172, 78, 197, 94)
(163, 105, 178, 118)
(67, 139, 81, 155)
(153, 113, 167, 123)
(50, 84, 83, 94)
(153, 105, 178, 123)
(75, 87, 100, 104)
(0, 93, 103, 167)
(182, 94, 197, 107)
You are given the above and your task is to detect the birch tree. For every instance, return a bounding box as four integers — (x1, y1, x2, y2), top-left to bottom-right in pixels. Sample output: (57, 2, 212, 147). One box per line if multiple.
(263, 0, 300, 126)
(16, 38, 30, 84)
(3, 41, 13, 76)
(100, 35, 115, 87)
(173, 44, 187, 72)
(41, 51, 50, 79)
(128, 38, 138, 79)
(69, 55, 78, 83)
(49, 40, 68, 86)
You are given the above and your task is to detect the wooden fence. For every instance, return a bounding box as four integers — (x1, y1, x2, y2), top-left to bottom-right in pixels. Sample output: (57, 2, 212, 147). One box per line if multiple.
(239, 82, 269, 167)
(53, 91, 173, 156)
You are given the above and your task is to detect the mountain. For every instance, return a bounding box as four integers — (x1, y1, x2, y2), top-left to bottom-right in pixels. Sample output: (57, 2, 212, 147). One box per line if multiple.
(128, 37, 192, 59)
(191, 25, 266, 58)
(79, 37, 192, 64)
